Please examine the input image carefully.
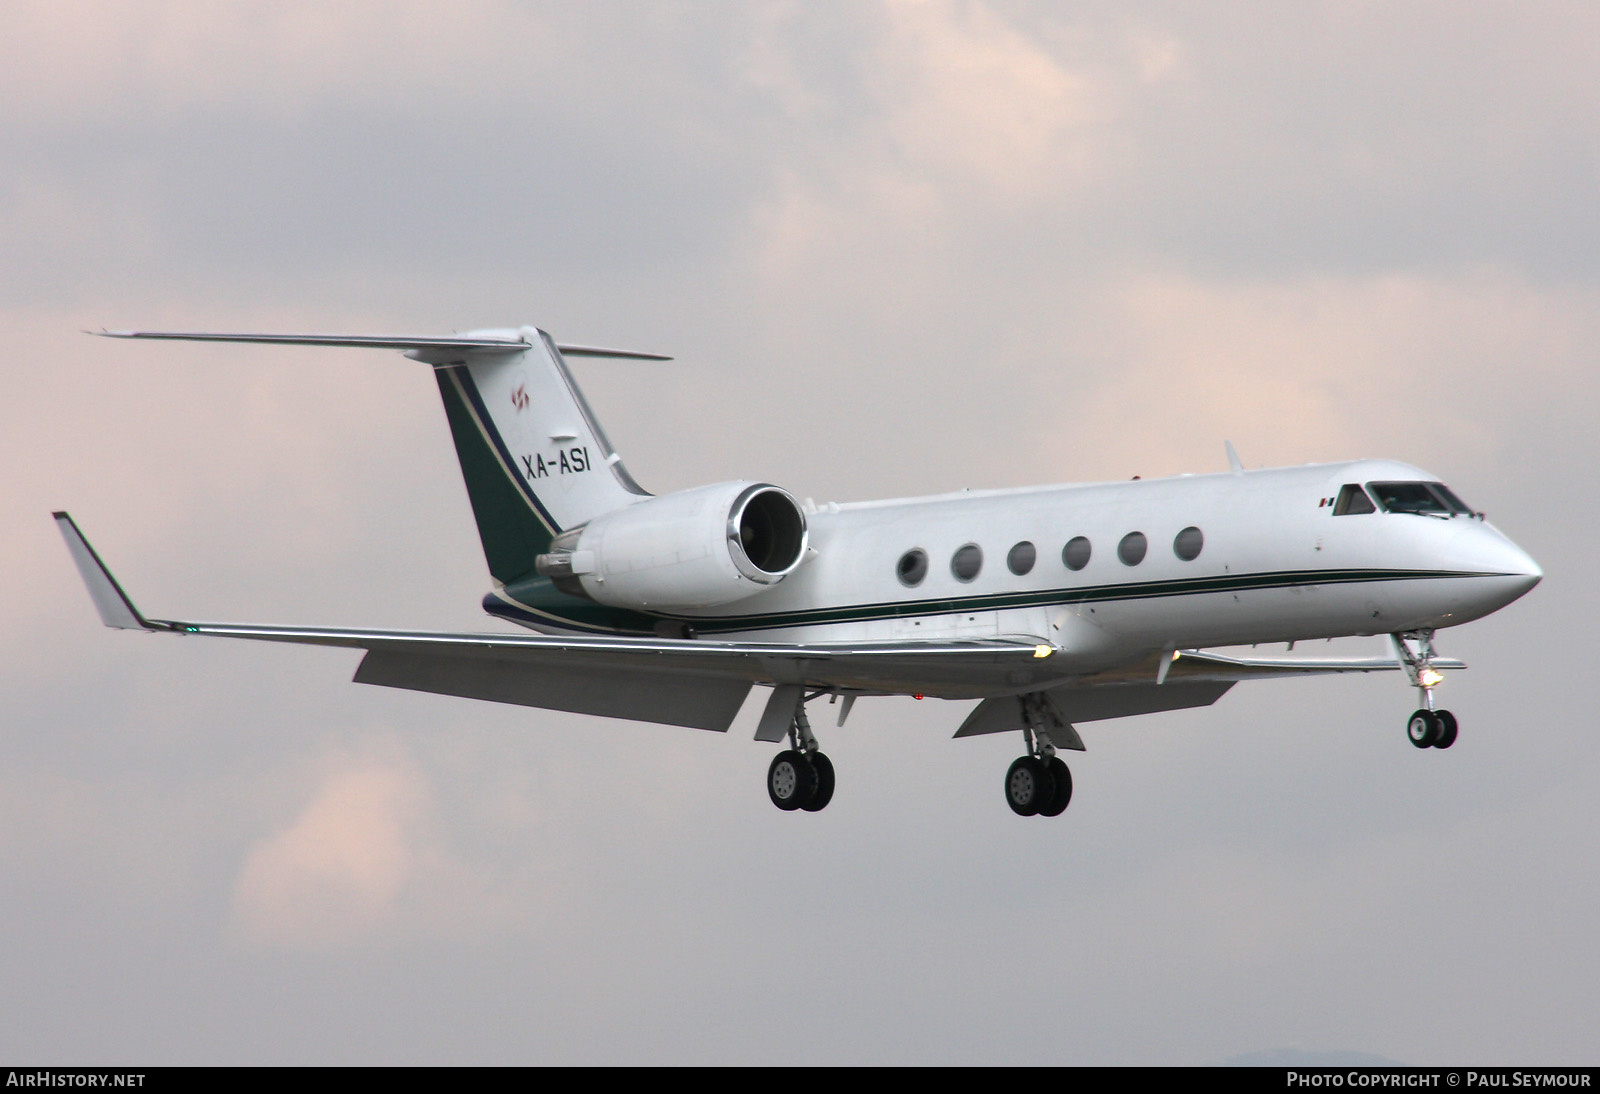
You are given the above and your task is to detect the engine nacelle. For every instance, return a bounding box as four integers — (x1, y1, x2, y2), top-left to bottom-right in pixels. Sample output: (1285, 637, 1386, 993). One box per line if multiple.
(536, 481, 809, 610)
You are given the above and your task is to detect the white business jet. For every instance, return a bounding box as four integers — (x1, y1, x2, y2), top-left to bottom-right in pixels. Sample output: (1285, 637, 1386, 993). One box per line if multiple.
(56, 326, 1542, 816)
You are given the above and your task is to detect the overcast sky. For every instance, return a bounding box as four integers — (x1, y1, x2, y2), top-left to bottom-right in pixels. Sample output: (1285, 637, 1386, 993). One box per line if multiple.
(3, 1, 1597, 1065)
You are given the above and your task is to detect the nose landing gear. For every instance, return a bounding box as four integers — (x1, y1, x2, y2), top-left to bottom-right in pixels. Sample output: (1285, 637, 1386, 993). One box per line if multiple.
(1406, 708, 1458, 749)
(1394, 630, 1458, 749)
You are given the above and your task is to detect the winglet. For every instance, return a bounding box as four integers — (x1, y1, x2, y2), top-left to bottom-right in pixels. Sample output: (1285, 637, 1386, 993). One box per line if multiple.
(53, 512, 157, 630)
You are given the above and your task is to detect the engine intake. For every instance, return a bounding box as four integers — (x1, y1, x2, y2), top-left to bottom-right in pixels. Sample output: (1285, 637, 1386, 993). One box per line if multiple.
(728, 484, 807, 581)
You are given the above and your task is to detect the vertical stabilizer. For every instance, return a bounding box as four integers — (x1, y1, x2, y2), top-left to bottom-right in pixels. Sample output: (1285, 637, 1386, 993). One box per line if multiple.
(92, 325, 653, 588)
(430, 328, 649, 585)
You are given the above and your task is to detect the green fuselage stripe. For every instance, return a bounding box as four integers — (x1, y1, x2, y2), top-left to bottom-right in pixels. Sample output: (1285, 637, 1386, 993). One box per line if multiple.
(436, 367, 557, 584)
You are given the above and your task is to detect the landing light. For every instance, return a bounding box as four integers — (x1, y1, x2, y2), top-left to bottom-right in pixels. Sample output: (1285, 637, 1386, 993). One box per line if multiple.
(1419, 668, 1445, 689)
(1033, 645, 1054, 659)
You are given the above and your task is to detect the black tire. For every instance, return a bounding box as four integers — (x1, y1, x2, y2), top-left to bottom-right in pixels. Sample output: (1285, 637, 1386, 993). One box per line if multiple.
(768, 750, 817, 811)
(801, 752, 835, 811)
(1038, 757, 1073, 816)
(1005, 756, 1055, 817)
(1407, 709, 1439, 749)
(1433, 710, 1458, 749)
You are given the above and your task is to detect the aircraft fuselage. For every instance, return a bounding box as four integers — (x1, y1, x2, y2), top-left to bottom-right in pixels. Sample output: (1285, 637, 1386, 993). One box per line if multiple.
(492, 458, 1541, 684)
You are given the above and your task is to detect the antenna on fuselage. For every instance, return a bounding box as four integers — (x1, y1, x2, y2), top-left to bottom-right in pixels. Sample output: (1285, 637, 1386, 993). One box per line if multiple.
(1224, 441, 1244, 474)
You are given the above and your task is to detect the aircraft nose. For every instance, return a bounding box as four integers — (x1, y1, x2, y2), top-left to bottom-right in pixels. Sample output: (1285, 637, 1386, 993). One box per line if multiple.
(1452, 524, 1541, 609)
(1512, 545, 1543, 590)
(1498, 555, 1542, 605)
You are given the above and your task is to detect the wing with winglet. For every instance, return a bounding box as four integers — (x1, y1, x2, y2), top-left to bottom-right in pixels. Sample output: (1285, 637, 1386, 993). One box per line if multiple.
(53, 513, 1061, 732)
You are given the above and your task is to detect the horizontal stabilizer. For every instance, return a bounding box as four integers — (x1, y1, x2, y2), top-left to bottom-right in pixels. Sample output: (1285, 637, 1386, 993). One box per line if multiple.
(551, 345, 673, 361)
(93, 330, 671, 362)
(95, 330, 529, 353)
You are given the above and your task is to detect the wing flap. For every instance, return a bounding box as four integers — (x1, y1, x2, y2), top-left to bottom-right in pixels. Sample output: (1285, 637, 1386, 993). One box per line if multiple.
(1050, 680, 1234, 720)
(953, 681, 1233, 739)
(953, 695, 1088, 749)
(354, 648, 749, 731)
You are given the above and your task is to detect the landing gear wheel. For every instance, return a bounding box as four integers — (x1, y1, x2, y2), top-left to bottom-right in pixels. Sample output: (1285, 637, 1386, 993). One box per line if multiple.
(801, 752, 835, 812)
(1407, 709, 1440, 749)
(1433, 710, 1458, 749)
(1005, 756, 1056, 817)
(768, 750, 818, 811)
(1038, 757, 1073, 817)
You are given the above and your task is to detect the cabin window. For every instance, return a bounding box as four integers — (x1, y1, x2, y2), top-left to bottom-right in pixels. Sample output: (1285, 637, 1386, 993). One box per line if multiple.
(1062, 536, 1091, 571)
(1007, 541, 1036, 575)
(1368, 481, 1469, 516)
(1173, 526, 1203, 561)
(1333, 484, 1376, 515)
(1118, 531, 1148, 566)
(951, 543, 983, 582)
(896, 549, 928, 587)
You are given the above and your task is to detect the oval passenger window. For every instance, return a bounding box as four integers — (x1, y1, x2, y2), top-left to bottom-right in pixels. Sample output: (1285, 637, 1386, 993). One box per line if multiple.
(951, 544, 983, 582)
(1062, 536, 1091, 571)
(897, 549, 928, 587)
(1118, 532, 1147, 566)
(1173, 526, 1203, 561)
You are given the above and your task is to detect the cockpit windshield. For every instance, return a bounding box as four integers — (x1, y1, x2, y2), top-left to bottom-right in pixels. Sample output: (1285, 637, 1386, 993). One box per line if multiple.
(1333, 484, 1376, 515)
(1429, 483, 1474, 515)
(1367, 481, 1474, 516)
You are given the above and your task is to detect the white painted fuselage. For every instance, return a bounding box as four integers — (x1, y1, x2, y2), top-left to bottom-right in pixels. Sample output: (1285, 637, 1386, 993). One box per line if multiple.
(619, 459, 1540, 673)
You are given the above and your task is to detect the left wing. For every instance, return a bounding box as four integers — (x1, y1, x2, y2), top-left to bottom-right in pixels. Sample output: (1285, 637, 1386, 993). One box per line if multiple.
(54, 513, 1059, 731)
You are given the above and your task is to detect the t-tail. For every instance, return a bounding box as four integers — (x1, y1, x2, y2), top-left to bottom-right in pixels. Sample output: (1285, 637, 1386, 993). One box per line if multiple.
(428, 327, 656, 584)
(96, 326, 665, 586)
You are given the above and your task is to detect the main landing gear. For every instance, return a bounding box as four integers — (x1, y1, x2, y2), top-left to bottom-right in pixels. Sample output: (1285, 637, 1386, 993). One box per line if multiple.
(1393, 630, 1458, 750)
(767, 697, 835, 812)
(1005, 693, 1074, 818)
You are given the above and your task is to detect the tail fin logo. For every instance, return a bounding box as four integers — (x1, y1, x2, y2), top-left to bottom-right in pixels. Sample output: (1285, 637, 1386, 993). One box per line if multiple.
(510, 383, 530, 412)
